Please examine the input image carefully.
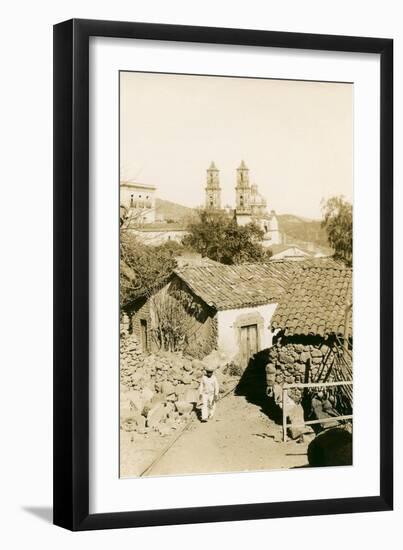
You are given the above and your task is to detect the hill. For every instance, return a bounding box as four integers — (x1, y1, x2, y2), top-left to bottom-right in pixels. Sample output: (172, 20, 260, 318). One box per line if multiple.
(277, 214, 329, 248)
(155, 198, 197, 223)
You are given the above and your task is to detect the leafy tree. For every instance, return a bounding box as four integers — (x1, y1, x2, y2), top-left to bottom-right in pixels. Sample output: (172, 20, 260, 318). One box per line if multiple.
(120, 232, 177, 307)
(183, 209, 271, 264)
(321, 196, 352, 264)
(221, 220, 268, 264)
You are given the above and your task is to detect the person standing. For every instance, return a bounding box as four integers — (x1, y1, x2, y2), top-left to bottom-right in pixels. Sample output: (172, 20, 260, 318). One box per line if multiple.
(198, 365, 220, 422)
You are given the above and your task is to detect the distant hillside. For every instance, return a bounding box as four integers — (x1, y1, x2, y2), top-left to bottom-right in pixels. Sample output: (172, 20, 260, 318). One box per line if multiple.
(155, 198, 197, 223)
(277, 214, 329, 248)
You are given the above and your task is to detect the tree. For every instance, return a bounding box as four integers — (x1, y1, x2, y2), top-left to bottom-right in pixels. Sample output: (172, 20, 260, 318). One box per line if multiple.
(120, 233, 209, 353)
(120, 232, 177, 307)
(182, 210, 228, 261)
(183, 209, 271, 264)
(223, 220, 269, 264)
(321, 196, 352, 264)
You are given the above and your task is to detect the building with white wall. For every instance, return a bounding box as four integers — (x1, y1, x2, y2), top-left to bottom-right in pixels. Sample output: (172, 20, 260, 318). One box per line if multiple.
(120, 181, 156, 224)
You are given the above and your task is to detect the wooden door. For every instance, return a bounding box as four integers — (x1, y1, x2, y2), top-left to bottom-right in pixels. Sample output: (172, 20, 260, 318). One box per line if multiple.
(240, 324, 258, 367)
(140, 319, 149, 352)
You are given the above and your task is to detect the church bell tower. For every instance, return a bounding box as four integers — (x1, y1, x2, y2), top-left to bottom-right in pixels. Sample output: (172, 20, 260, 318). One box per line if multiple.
(205, 161, 221, 210)
(235, 160, 251, 213)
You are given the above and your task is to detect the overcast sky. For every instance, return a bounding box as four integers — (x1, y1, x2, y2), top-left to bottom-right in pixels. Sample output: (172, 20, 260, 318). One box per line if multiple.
(120, 71, 352, 220)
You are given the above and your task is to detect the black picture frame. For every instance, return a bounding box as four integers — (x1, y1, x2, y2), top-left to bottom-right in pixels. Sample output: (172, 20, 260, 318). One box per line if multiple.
(53, 18, 393, 531)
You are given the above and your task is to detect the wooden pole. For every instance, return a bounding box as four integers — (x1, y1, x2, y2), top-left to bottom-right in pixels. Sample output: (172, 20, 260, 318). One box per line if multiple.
(280, 380, 353, 440)
(343, 301, 352, 353)
(302, 415, 353, 426)
(283, 380, 352, 389)
(282, 386, 287, 442)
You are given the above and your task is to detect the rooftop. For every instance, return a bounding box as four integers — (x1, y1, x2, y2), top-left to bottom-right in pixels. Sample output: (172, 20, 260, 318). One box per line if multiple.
(269, 244, 312, 259)
(174, 255, 221, 269)
(271, 265, 352, 337)
(120, 181, 157, 190)
(173, 263, 291, 310)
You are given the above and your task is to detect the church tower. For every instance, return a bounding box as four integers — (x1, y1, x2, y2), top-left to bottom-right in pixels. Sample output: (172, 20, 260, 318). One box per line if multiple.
(235, 160, 252, 225)
(205, 161, 221, 210)
(235, 160, 251, 212)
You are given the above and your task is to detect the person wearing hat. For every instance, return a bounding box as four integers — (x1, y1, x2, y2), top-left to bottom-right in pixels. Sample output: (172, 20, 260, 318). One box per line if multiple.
(198, 365, 220, 422)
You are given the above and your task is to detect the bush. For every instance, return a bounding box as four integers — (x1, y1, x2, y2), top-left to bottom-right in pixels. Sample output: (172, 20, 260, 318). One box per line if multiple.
(224, 362, 243, 377)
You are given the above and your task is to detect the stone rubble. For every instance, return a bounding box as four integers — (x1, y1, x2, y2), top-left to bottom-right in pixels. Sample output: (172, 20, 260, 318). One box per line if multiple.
(120, 330, 239, 436)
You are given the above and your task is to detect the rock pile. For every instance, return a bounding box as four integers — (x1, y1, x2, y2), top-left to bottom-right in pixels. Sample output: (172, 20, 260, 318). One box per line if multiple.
(265, 341, 334, 389)
(120, 332, 238, 436)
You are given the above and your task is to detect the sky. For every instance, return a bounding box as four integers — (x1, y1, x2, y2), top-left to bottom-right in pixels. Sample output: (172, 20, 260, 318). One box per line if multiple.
(120, 71, 352, 220)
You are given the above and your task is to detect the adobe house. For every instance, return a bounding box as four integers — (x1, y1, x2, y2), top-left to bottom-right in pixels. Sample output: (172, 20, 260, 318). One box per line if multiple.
(126, 263, 290, 366)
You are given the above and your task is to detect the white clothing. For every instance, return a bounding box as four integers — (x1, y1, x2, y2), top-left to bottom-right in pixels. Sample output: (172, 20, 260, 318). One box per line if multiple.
(198, 374, 219, 421)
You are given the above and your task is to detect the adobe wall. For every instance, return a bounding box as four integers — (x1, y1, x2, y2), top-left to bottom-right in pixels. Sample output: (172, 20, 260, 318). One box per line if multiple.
(167, 278, 218, 358)
(125, 279, 218, 358)
(217, 303, 277, 362)
(129, 296, 152, 349)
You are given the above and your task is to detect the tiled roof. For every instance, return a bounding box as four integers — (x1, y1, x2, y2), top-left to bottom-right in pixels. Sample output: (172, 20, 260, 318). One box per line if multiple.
(271, 266, 352, 337)
(174, 263, 291, 310)
(269, 255, 344, 270)
(266, 257, 343, 281)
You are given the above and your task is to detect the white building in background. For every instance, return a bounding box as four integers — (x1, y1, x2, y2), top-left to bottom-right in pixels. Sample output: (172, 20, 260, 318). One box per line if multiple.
(120, 181, 156, 224)
(269, 244, 329, 260)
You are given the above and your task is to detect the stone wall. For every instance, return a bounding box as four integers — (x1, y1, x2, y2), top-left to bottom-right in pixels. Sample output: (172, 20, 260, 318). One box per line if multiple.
(265, 338, 334, 389)
(120, 315, 237, 436)
(120, 316, 143, 386)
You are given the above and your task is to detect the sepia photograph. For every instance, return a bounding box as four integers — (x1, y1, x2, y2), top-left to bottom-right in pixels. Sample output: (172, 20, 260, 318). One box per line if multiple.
(119, 71, 353, 479)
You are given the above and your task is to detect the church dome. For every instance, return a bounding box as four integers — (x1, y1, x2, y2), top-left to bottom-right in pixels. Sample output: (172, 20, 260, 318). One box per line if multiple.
(250, 183, 267, 207)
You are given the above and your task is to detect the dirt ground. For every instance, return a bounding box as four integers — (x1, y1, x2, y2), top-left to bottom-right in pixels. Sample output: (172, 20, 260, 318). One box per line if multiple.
(120, 392, 311, 478)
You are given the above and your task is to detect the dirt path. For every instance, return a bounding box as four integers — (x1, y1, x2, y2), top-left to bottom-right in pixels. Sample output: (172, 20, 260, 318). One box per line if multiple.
(141, 394, 309, 477)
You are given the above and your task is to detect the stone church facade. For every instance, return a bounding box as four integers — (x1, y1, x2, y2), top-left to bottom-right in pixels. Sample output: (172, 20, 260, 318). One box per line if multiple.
(204, 160, 282, 247)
